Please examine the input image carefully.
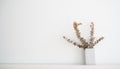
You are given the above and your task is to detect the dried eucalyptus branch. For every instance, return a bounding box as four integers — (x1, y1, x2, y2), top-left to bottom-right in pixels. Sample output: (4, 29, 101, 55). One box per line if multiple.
(63, 21, 104, 49)
(63, 36, 82, 48)
(73, 22, 89, 48)
(89, 22, 95, 48)
(73, 22, 81, 38)
(93, 37, 104, 46)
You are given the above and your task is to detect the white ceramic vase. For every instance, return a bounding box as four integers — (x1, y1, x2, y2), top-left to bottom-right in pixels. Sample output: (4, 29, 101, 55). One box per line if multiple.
(79, 48, 85, 64)
(85, 48, 96, 65)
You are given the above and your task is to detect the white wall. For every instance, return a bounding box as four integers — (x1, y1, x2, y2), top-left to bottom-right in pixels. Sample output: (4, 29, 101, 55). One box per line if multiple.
(0, 0, 120, 64)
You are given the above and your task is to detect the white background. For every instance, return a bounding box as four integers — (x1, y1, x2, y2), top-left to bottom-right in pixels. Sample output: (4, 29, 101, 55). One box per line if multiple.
(0, 0, 120, 64)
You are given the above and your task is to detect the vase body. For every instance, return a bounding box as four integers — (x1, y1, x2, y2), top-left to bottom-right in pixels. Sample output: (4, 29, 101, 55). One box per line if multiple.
(79, 48, 85, 64)
(85, 48, 95, 65)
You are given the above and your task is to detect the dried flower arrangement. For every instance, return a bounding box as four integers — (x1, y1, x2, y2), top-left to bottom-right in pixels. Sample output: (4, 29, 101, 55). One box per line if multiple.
(63, 22, 104, 49)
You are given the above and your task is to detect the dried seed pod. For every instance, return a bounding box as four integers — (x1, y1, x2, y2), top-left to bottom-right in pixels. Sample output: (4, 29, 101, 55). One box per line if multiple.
(73, 22, 81, 38)
(73, 22, 78, 30)
(77, 44, 83, 48)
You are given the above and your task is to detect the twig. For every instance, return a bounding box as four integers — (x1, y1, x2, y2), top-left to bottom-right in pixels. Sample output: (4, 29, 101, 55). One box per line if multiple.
(93, 37, 104, 46)
(73, 22, 89, 48)
(89, 22, 95, 48)
(63, 36, 82, 48)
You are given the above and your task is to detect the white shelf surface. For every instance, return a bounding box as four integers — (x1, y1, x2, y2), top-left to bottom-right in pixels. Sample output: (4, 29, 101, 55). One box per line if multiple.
(0, 64, 120, 69)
